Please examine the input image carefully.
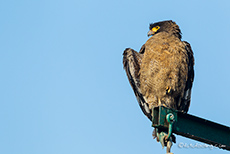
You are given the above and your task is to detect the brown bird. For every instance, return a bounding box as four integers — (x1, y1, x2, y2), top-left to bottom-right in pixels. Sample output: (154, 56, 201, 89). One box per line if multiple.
(123, 20, 194, 121)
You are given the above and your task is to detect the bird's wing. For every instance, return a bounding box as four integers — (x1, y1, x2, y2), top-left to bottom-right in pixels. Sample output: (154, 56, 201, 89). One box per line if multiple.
(179, 41, 195, 112)
(123, 46, 152, 120)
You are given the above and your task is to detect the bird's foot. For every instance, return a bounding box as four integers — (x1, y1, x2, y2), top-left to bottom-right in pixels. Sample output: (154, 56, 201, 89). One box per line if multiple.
(166, 86, 172, 94)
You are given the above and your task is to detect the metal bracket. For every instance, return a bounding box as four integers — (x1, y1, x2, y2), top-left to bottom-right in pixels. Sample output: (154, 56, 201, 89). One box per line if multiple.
(155, 112, 175, 154)
(152, 106, 230, 152)
(166, 113, 175, 140)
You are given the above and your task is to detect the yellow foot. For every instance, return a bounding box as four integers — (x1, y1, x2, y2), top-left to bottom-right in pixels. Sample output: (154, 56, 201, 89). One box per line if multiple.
(166, 87, 172, 94)
(158, 99, 162, 106)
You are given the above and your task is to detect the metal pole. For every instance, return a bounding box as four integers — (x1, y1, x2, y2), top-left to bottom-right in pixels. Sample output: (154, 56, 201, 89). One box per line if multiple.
(152, 106, 230, 151)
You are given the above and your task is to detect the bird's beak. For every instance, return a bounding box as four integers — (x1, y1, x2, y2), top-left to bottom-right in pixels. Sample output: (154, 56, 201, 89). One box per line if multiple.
(147, 30, 154, 37)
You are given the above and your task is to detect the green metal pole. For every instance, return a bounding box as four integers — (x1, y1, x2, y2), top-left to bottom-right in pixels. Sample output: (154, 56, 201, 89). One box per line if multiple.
(152, 106, 230, 151)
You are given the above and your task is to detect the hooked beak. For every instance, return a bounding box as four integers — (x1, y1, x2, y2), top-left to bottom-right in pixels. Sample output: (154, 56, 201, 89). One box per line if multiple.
(147, 30, 154, 37)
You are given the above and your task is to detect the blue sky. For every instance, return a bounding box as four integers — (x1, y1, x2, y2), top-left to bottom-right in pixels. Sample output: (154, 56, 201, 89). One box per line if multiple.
(1, 0, 230, 154)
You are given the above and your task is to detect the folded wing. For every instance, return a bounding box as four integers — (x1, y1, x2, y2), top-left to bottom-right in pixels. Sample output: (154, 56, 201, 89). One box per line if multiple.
(123, 46, 152, 120)
(178, 41, 195, 112)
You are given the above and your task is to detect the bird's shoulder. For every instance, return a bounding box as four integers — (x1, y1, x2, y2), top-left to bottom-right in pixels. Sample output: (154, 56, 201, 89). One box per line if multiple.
(145, 32, 184, 52)
(182, 41, 195, 65)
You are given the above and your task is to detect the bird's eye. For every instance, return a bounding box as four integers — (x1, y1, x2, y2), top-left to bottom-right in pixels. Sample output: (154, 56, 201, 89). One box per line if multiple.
(152, 26, 160, 32)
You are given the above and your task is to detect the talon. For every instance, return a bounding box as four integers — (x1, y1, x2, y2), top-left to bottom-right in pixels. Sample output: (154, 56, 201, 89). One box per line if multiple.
(166, 87, 172, 94)
(158, 99, 162, 106)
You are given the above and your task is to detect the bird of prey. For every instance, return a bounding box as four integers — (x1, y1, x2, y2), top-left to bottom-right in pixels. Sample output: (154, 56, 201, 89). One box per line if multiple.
(123, 20, 194, 121)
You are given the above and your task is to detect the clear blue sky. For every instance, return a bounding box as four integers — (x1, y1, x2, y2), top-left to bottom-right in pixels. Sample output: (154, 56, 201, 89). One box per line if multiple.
(1, 0, 230, 154)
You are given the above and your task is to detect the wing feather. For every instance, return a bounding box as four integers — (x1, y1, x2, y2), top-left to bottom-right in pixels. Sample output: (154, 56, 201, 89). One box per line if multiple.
(123, 47, 152, 120)
(179, 41, 195, 112)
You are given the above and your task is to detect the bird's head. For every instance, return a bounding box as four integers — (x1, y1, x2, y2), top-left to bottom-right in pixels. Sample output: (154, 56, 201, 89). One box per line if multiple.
(147, 20, 182, 39)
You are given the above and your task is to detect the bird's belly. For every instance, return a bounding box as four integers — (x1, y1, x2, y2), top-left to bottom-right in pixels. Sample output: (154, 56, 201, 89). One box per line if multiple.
(139, 50, 188, 108)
